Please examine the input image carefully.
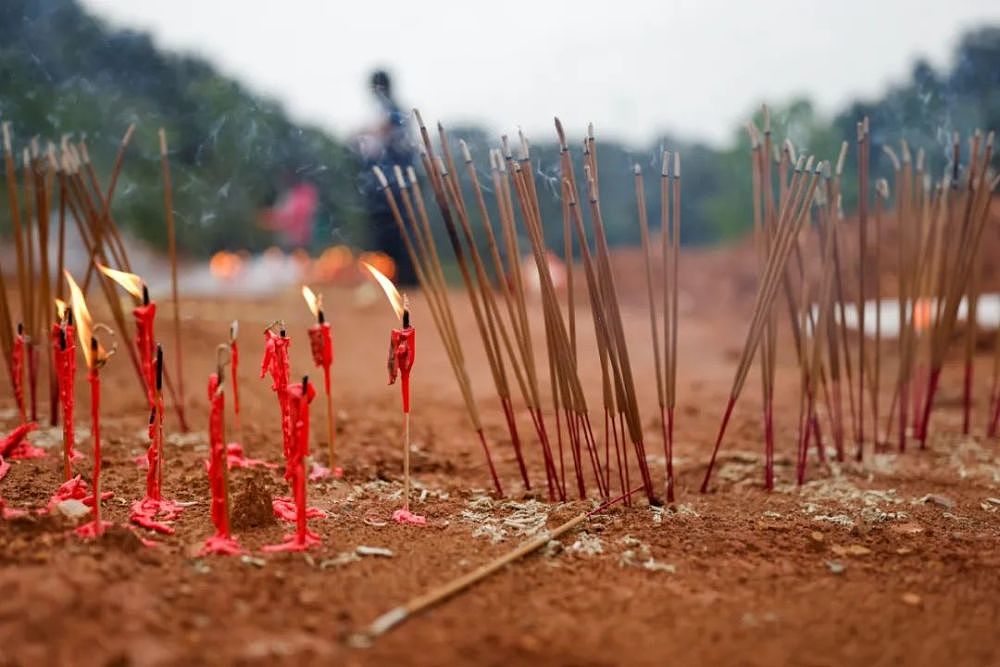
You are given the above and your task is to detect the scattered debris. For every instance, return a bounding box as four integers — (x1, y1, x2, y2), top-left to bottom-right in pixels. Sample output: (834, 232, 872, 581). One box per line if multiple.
(319, 552, 360, 569)
(569, 532, 603, 557)
(831, 544, 871, 557)
(241, 555, 267, 568)
(356, 546, 394, 558)
(901, 592, 922, 606)
(918, 494, 956, 509)
(813, 514, 855, 528)
(55, 498, 90, 519)
(825, 560, 846, 574)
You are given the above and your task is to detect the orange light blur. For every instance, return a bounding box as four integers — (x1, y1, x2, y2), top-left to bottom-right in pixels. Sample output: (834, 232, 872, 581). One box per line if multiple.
(363, 262, 404, 321)
(358, 251, 396, 282)
(209, 251, 243, 280)
(914, 298, 932, 332)
(65, 270, 108, 368)
(301, 285, 322, 318)
(98, 264, 145, 300)
(55, 298, 68, 320)
(313, 245, 354, 282)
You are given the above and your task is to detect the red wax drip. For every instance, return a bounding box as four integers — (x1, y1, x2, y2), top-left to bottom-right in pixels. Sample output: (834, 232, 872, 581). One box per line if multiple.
(264, 381, 321, 552)
(0, 422, 43, 460)
(388, 326, 415, 413)
(134, 303, 157, 407)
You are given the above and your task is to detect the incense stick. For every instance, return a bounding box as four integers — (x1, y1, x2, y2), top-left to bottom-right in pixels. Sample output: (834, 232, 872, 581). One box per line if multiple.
(159, 129, 188, 433)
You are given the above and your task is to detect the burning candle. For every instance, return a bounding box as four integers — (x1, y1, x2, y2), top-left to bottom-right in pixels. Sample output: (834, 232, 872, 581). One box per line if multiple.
(97, 265, 157, 406)
(201, 348, 242, 556)
(364, 262, 425, 526)
(302, 285, 340, 479)
(65, 270, 114, 538)
(263, 376, 321, 552)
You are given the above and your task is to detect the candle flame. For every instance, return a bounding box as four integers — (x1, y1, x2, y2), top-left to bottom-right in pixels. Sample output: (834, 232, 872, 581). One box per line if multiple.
(363, 262, 404, 321)
(98, 264, 145, 300)
(65, 270, 108, 368)
(55, 298, 68, 320)
(301, 285, 322, 318)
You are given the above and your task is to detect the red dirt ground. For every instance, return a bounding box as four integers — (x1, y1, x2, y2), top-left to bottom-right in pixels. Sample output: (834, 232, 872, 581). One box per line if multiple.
(1, 244, 999, 666)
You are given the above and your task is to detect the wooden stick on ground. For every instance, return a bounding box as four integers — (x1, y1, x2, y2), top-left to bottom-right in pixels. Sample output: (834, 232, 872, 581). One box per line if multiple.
(362, 485, 644, 642)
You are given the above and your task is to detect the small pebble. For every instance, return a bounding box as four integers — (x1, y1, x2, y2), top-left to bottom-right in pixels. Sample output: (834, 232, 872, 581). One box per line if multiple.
(901, 592, 922, 606)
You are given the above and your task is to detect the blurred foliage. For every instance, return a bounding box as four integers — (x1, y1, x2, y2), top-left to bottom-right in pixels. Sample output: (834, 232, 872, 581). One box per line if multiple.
(1, 0, 998, 258)
(0, 0, 367, 256)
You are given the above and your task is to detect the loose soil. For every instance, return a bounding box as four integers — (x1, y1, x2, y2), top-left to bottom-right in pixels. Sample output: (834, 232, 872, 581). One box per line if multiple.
(1, 245, 998, 666)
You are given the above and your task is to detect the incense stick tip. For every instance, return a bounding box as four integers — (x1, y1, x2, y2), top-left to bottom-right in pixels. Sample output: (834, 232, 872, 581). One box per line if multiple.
(372, 166, 389, 189)
(393, 164, 407, 189)
(158, 128, 168, 155)
(458, 138, 472, 163)
(1, 122, 10, 153)
(411, 108, 425, 129)
(661, 150, 670, 176)
(673, 152, 681, 178)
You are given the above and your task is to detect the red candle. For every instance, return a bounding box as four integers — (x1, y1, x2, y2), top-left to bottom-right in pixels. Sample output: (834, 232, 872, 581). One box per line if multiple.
(303, 285, 339, 478)
(64, 270, 116, 539)
(75, 338, 113, 539)
(200, 369, 241, 556)
(261, 326, 292, 474)
(363, 262, 425, 526)
(263, 326, 321, 520)
(264, 376, 320, 552)
(130, 346, 185, 535)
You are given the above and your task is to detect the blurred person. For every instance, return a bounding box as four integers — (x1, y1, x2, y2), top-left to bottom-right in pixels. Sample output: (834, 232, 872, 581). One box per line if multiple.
(354, 69, 417, 285)
(260, 181, 319, 250)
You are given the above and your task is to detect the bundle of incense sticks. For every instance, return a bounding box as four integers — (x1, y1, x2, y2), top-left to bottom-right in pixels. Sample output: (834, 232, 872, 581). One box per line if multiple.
(915, 131, 997, 445)
(701, 152, 824, 491)
(0, 123, 191, 431)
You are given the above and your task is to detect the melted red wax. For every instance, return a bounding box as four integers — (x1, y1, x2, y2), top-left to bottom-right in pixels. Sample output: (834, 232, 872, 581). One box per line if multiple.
(0, 422, 44, 460)
(391, 507, 427, 526)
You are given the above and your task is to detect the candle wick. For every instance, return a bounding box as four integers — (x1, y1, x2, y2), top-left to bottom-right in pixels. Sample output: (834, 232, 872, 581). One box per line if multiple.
(318, 310, 325, 325)
(142, 284, 150, 306)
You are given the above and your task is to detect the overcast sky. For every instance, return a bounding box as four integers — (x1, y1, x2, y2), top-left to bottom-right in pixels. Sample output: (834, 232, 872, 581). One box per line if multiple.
(82, 0, 1000, 147)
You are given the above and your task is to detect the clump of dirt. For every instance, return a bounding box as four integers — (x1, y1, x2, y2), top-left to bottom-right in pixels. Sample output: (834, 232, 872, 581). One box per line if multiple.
(230, 472, 275, 530)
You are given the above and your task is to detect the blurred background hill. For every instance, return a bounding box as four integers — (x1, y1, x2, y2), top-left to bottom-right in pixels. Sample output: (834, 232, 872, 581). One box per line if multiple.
(1, 0, 998, 259)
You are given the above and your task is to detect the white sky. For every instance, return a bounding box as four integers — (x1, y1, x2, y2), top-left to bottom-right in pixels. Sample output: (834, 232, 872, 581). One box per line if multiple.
(81, 0, 1000, 147)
